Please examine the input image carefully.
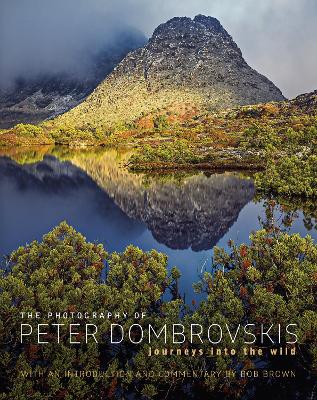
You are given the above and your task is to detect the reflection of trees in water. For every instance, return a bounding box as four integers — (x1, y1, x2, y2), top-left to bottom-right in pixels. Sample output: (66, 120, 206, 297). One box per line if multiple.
(255, 195, 317, 233)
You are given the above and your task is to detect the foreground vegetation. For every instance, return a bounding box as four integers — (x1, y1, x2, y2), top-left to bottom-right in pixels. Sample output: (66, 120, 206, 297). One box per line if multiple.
(0, 219, 316, 399)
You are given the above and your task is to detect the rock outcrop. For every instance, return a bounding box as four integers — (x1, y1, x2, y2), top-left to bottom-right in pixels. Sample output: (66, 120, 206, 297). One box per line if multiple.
(58, 15, 284, 130)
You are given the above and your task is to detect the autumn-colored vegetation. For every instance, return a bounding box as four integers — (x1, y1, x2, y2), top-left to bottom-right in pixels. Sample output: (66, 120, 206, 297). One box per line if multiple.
(0, 124, 54, 147)
(0, 91, 317, 197)
(128, 98, 317, 197)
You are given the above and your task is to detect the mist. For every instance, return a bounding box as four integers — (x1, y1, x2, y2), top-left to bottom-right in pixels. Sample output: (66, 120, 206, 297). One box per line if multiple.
(0, 0, 146, 89)
(1, 0, 316, 98)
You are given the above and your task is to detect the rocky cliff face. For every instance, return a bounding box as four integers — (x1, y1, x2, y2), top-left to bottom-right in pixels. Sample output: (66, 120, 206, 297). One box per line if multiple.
(0, 29, 146, 128)
(58, 15, 284, 130)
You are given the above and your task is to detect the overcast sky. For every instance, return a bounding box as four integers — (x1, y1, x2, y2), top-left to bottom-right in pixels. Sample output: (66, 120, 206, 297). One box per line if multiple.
(0, 0, 316, 98)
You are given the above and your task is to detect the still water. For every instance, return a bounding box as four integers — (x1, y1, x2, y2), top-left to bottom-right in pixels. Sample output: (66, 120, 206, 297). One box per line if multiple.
(0, 147, 316, 299)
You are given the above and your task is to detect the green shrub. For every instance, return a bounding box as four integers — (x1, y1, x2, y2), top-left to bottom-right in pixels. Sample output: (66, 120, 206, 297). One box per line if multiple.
(15, 124, 44, 138)
(255, 155, 317, 197)
(1, 222, 316, 398)
(240, 125, 281, 150)
(50, 126, 95, 143)
(154, 115, 169, 130)
(130, 140, 201, 165)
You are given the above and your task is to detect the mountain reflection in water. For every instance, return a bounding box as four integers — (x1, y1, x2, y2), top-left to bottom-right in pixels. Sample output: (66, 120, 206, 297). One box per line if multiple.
(0, 148, 315, 298)
(0, 150, 255, 252)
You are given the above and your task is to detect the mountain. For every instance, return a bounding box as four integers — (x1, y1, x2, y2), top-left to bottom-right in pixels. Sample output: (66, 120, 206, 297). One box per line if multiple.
(56, 15, 285, 131)
(0, 29, 146, 129)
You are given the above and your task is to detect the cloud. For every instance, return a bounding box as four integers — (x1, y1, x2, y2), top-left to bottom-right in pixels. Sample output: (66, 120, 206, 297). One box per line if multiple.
(0, 0, 316, 97)
(0, 0, 145, 88)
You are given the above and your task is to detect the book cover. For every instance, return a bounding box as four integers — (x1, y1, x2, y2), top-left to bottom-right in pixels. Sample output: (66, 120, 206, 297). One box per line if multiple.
(0, 1, 316, 399)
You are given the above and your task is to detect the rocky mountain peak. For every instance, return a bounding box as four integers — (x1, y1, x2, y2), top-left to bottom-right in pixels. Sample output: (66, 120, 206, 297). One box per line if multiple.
(194, 14, 222, 28)
(142, 14, 244, 81)
(147, 14, 239, 53)
(152, 15, 227, 39)
(57, 15, 285, 130)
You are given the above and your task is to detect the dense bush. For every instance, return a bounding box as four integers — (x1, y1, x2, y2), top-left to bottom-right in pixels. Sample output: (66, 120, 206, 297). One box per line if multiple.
(255, 155, 317, 198)
(240, 124, 317, 155)
(0, 221, 316, 399)
(50, 126, 96, 144)
(153, 115, 169, 131)
(240, 125, 281, 150)
(130, 140, 201, 165)
(15, 124, 44, 138)
(0, 223, 180, 399)
(239, 124, 317, 197)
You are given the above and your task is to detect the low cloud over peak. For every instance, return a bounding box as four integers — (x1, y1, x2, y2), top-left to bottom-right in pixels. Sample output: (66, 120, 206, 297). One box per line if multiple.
(0, 0, 316, 98)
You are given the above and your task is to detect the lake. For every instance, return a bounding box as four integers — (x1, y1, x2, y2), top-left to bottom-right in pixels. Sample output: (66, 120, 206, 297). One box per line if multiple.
(0, 146, 316, 300)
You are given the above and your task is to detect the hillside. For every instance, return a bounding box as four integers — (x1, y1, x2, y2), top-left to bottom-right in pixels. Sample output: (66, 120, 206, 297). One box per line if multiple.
(55, 15, 284, 131)
(0, 29, 146, 128)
